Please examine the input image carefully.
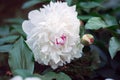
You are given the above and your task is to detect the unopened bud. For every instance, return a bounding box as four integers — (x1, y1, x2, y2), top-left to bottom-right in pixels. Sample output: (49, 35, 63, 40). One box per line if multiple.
(81, 34, 94, 46)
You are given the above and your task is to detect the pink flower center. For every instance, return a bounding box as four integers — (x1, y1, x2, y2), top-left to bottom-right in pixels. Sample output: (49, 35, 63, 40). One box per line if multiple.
(55, 34, 66, 45)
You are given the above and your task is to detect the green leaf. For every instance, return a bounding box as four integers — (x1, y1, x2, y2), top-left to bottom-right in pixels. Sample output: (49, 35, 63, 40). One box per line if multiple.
(13, 69, 33, 78)
(0, 25, 10, 36)
(22, 0, 45, 9)
(85, 17, 107, 30)
(79, 1, 102, 9)
(109, 37, 120, 59)
(8, 37, 34, 75)
(0, 35, 19, 45)
(77, 15, 93, 20)
(0, 44, 13, 52)
(66, 0, 72, 6)
(4, 18, 23, 24)
(103, 15, 118, 27)
(12, 24, 26, 37)
(79, 2, 103, 12)
(40, 72, 71, 80)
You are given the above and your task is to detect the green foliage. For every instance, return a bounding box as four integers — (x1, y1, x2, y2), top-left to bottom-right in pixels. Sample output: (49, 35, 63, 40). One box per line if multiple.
(85, 17, 107, 30)
(13, 69, 33, 78)
(0, 44, 13, 52)
(4, 18, 24, 24)
(39, 71, 71, 80)
(78, 15, 93, 21)
(0, 35, 19, 45)
(79, 1, 102, 9)
(66, 0, 72, 6)
(22, 0, 50, 9)
(8, 37, 34, 75)
(109, 37, 120, 59)
(79, 1, 103, 12)
(103, 15, 118, 27)
(0, 25, 10, 36)
(22, 0, 42, 9)
(11, 25, 26, 37)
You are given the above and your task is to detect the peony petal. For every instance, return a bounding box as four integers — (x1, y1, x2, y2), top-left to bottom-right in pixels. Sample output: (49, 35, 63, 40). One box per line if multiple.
(28, 10, 41, 20)
(25, 77, 41, 80)
(10, 76, 23, 80)
(41, 45, 48, 52)
(28, 10, 45, 26)
(50, 52, 60, 64)
(71, 5, 76, 11)
(22, 20, 35, 35)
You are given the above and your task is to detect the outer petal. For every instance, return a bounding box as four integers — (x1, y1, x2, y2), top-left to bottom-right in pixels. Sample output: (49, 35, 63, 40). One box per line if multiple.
(28, 10, 45, 26)
(10, 76, 23, 80)
(22, 20, 35, 35)
(25, 77, 41, 80)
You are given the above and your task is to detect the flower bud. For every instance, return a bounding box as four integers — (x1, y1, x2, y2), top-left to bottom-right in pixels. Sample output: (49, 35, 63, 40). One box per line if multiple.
(81, 34, 94, 46)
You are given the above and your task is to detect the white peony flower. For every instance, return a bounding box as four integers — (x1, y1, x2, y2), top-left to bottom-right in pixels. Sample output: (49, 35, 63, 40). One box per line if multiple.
(25, 77, 41, 80)
(22, 1, 83, 69)
(10, 76, 23, 80)
(105, 78, 114, 80)
(10, 76, 41, 80)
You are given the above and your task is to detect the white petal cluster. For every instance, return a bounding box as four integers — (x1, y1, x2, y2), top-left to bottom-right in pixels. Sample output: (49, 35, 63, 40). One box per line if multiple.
(22, 1, 83, 69)
(10, 76, 41, 80)
(105, 78, 114, 80)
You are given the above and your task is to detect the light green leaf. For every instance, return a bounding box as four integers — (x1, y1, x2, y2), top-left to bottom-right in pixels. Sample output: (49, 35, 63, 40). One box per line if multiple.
(0, 44, 13, 52)
(13, 69, 33, 78)
(22, 0, 48, 9)
(85, 17, 107, 30)
(109, 37, 120, 59)
(0, 35, 19, 45)
(8, 37, 34, 74)
(40, 72, 71, 80)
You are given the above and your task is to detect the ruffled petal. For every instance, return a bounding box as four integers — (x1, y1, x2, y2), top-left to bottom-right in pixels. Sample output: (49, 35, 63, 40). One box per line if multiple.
(50, 52, 60, 64)
(28, 10, 45, 26)
(22, 20, 35, 35)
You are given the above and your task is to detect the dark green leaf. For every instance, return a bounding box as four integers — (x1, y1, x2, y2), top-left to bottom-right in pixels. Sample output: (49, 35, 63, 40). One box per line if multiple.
(22, 0, 44, 9)
(0, 25, 9, 36)
(85, 17, 107, 30)
(0, 35, 19, 45)
(12, 25, 26, 37)
(66, 0, 72, 6)
(40, 72, 71, 80)
(109, 37, 120, 59)
(8, 37, 34, 74)
(4, 18, 23, 24)
(77, 15, 93, 20)
(79, 2, 103, 12)
(0, 44, 13, 52)
(79, 2, 102, 9)
(103, 15, 118, 27)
